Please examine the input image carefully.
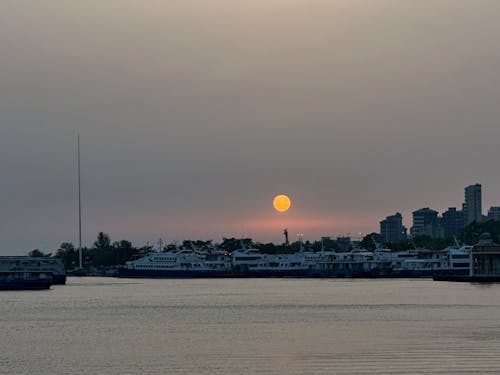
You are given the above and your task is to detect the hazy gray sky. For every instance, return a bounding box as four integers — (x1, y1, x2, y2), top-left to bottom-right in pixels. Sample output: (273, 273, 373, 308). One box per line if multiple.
(2, 0, 500, 254)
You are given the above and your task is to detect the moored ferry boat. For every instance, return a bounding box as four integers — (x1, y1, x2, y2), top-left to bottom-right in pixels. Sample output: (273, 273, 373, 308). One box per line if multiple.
(230, 247, 272, 276)
(0, 270, 52, 290)
(313, 248, 392, 278)
(117, 243, 474, 279)
(432, 245, 472, 278)
(0, 257, 66, 284)
(0, 257, 55, 290)
(118, 249, 226, 278)
(245, 252, 312, 278)
(0, 256, 62, 290)
(230, 240, 331, 277)
(390, 249, 450, 277)
(446, 245, 472, 275)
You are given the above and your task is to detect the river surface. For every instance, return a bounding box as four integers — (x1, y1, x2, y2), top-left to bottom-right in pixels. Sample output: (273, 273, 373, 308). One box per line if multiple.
(1, 277, 500, 374)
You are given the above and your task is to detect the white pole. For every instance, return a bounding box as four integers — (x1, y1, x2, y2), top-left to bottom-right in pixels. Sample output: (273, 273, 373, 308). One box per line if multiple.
(78, 133, 83, 269)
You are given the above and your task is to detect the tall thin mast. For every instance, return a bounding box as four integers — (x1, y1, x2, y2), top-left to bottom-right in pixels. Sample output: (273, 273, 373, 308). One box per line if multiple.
(77, 133, 82, 269)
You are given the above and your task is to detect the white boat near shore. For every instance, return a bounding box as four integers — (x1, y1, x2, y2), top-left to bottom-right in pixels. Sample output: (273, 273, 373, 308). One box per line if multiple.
(116, 245, 472, 279)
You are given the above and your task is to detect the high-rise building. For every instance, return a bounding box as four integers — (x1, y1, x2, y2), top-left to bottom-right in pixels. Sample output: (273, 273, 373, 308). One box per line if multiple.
(380, 213, 406, 243)
(410, 208, 439, 237)
(488, 206, 500, 221)
(464, 183, 482, 225)
(442, 207, 464, 237)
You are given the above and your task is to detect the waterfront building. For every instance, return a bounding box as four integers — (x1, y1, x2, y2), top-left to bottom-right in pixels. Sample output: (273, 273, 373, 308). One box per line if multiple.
(410, 208, 440, 237)
(487, 206, 500, 221)
(470, 233, 500, 277)
(464, 183, 482, 225)
(380, 212, 407, 243)
(442, 207, 464, 237)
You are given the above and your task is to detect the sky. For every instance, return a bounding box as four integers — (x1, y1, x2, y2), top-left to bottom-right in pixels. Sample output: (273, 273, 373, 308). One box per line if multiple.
(1, 1, 500, 254)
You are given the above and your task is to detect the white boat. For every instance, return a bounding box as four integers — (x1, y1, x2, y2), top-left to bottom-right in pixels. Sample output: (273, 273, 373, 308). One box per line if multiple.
(248, 252, 315, 277)
(391, 249, 449, 277)
(446, 245, 472, 275)
(314, 248, 392, 277)
(118, 249, 230, 278)
(117, 241, 473, 279)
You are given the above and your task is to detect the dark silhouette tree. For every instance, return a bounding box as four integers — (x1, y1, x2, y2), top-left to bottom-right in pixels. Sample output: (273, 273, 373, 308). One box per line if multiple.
(28, 249, 46, 257)
(359, 233, 382, 251)
(112, 240, 135, 264)
(220, 237, 252, 252)
(55, 242, 79, 269)
(94, 232, 111, 250)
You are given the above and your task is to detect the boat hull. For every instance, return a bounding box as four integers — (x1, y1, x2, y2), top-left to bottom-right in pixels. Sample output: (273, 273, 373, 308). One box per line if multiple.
(117, 268, 221, 278)
(433, 274, 500, 282)
(0, 278, 52, 290)
(306, 269, 388, 278)
(246, 269, 310, 278)
(391, 269, 470, 278)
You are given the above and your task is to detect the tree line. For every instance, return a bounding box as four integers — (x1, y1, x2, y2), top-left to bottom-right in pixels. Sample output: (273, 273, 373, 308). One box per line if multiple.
(27, 220, 500, 269)
(28, 232, 337, 270)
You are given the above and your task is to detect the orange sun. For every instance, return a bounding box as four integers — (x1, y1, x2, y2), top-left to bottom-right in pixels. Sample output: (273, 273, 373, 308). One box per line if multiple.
(273, 194, 291, 212)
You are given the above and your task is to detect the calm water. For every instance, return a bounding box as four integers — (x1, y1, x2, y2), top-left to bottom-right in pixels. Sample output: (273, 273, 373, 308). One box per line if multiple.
(1, 278, 500, 374)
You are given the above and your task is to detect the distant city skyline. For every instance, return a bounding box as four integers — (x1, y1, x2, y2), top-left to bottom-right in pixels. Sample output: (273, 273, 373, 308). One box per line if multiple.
(2, 1, 500, 254)
(381, 183, 500, 242)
